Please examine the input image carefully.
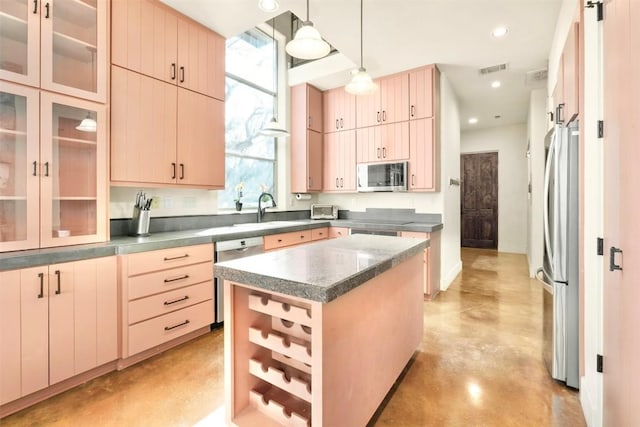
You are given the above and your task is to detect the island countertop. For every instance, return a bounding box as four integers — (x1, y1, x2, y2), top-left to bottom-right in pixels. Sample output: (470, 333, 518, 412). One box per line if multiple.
(214, 234, 428, 303)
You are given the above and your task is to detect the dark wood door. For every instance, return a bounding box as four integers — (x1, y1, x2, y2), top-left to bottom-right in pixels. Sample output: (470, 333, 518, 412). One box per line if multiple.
(460, 152, 498, 249)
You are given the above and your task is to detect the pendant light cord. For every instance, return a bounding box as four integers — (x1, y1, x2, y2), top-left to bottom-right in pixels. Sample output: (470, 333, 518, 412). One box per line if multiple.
(306, 0, 310, 21)
(360, 0, 363, 68)
(272, 18, 278, 119)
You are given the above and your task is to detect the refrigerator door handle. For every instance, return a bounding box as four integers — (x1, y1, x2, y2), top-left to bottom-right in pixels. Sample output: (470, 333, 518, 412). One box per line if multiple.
(543, 131, 556, 267)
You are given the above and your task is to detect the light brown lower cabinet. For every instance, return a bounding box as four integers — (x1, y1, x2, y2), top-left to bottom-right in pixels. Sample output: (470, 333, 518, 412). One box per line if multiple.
(118, 243, 214, 366)
(0, 256, 118, 416)
(400, 231, 441, 299)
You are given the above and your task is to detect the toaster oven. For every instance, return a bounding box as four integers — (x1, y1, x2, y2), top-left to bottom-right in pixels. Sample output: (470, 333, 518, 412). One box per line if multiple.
(310, 204, 338, 219)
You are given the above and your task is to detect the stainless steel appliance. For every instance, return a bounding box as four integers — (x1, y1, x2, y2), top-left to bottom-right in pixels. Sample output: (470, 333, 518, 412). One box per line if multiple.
(311, 204, 338, 219)
(213, 236, 264, 325)
(538, 120, 579, 389)
(349, 228, 400, 236)
(357, 161, 408, 192)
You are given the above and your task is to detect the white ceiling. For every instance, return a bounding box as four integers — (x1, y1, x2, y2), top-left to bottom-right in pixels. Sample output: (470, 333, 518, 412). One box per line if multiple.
(160, 0, 562, 130)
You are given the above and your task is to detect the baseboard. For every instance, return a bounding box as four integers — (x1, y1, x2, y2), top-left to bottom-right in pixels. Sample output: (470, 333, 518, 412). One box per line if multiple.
(440, 260, 462, 291)
(580, 374, 602, 427)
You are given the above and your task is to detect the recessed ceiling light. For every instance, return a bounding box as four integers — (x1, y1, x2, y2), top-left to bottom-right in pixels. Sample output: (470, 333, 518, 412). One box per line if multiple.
(468, 117, 478, 124)
(491, 80, 501, 88)
(258, 0, 279, 12)
(492, 26, 508, 38)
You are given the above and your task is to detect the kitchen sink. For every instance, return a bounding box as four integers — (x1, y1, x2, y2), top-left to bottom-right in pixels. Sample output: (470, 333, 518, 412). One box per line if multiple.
(232, 220, 308, 229)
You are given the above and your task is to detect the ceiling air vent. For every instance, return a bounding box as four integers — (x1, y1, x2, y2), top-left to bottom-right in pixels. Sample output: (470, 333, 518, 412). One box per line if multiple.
(525, 68, 548, 85)
(479, 63, 508, 74)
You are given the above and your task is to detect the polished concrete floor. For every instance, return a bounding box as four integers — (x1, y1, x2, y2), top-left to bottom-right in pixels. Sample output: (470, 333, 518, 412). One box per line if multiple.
(2, 248, 585, 426)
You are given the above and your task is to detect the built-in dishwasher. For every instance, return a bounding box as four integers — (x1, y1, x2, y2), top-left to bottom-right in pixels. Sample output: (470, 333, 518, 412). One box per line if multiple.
(213, 236, 264, 326)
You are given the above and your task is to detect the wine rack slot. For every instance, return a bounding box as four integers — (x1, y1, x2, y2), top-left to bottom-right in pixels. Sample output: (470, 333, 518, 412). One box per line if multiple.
(249, 294, 312, 327)
(249, 327, 312, 365)
(272, 317, 312, 341)
(271, 352, 312, 375)
(249, 386, 311, 427)
(249, 358, 312, 402)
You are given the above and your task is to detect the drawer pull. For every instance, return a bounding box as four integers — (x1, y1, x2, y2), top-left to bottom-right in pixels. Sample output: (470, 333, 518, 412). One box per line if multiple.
(165, 319, 190, 331)
(164, 295, 189, 306)
(164, 274, 189, 283)
(54, 269, 61, 294)
(164, 254, 189, 261)
(38, 272, 44, 298)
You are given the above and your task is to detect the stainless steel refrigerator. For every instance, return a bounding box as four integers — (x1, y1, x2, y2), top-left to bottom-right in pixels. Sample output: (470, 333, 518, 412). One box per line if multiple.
(539, 120, 580, 389)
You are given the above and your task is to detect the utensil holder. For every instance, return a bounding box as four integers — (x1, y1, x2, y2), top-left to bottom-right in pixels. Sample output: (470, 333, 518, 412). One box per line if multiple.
(129, 207, 151, 236)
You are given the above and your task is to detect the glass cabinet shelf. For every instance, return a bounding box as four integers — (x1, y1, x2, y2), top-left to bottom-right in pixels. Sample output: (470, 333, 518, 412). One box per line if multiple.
(0, 128, 27, 136)
(0, 196, 27, 200)
(52, 31, 97, 63)
(53, 196, 97, 201)
(56, 0, 97, 25)
(0, 10, 27, 41)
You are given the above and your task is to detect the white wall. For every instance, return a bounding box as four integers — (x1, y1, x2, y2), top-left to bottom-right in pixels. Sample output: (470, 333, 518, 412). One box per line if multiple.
(461, 124, 528, 254)
(527, 89, 548, 276)
(548, 0, 580, 99)
(318, 73, 462, 290)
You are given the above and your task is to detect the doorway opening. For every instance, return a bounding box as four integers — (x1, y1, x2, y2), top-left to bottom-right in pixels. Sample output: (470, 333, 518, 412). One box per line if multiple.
(460, 152, 499, 249)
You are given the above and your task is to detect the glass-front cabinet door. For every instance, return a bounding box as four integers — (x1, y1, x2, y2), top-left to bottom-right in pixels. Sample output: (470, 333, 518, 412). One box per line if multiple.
(0, 82, 40, 252)
(40, 0, 107, 102)
(40, 91, 106, 247)
(0, 0, 41, 86)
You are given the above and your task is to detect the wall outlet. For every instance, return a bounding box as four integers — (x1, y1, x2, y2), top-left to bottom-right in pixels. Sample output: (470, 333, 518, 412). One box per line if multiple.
(151, 197, 160, 209)
(163, 197, 173, 209)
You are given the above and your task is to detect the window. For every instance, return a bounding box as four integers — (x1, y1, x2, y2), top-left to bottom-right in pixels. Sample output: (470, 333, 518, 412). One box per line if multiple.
(219, 28, 279, 209)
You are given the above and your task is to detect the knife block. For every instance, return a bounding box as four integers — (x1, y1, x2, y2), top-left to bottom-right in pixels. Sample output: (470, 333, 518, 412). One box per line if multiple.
(129, 206, 151, 236)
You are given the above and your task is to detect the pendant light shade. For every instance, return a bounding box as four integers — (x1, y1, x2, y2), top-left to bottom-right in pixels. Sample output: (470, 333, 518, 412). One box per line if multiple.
(345, 0, 377, 95)
(258, 0, 279, 12)
(76, 113, 97, 132)
(285, 0, 330, 60)
(260, 19, 289, 137)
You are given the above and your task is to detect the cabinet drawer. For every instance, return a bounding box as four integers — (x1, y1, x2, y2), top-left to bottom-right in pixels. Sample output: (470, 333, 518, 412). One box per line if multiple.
(126, 243, 213, 276)
(128, 261, 212, 300)
(329, 227, 350, 238)
(128, 300, 213, 356)
(264, 231, 311, 250)
(128, 281, 213, 325)
(311, 227, 329, 241)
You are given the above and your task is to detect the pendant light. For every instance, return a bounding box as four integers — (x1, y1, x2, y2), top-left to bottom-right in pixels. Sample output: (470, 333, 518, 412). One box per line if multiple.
(345, 0, 377, 95)
(260, 19, 289, 137)
(285, 0, 330, 60)
(258, 0, 279, 12)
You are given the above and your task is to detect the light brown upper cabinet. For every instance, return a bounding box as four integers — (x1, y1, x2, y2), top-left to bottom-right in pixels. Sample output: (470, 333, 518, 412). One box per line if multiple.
(291, 84, 323, 193)
(0, 0, 108, 103)
(323, 130, 356, 192)
(110, 66, 224, 188)
(356, 122, 410, 163)
(408, 118, 439, 191)
(561, 21, 579, 124)
(408, 65, 436, 120)
(356, 72, 409, 128)
(112, 0, 225, 101)
(323, 87, 356, 133)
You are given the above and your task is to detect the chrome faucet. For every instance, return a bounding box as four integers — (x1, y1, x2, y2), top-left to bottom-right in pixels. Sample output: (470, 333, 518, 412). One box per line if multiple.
(257, 192, 277, 223)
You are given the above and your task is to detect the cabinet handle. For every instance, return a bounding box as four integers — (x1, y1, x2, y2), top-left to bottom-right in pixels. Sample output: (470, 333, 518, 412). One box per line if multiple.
(44, 161, 49, 177)
(54, 270, 61, 294)
(164, 253, 189, 261)
(335, 178, 339, 188)
(164, 274, 190, 283)
(335, 119, 339, 130)
(340, 118, 344, 128)
(556, 103, 565, 125)
(308, 177, 312, 187)
(410, 105, 415, 117)
(171, 162, 176, 179)
(377, 111, 381, 123)
(37, 272, 44, 298)
(340, 177, 343, 188)
(33, 0, 38, 13)
(164, 295, 189, 306)
(412, 174, 415, 185)
(32, 161, 37, 176)
(179, 163, 185, 180)
(179, 66, 185, 83)
(377, 147, 381, 158)
(44, 2, 49, 18)
(382, 147, 386, 158)
(382, 110, 387, 121)
(164, 319, 190, 331)
(171, 63, 176, 80)
(610, 247, 623, 271)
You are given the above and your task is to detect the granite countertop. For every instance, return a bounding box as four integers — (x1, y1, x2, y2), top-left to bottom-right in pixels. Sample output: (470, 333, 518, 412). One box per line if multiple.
(214, 234, 428, 303)
(0, 218, 442, 271)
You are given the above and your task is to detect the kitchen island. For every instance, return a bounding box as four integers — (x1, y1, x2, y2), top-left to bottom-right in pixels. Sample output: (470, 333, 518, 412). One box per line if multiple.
(215, 234, 427, 427)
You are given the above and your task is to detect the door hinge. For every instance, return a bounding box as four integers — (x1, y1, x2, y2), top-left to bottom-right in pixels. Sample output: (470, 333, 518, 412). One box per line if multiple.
(597, 354, 603, 373)
(598, 120, 604, 138)
(586, 1, 604, 21)
(597, 237, 604, 255)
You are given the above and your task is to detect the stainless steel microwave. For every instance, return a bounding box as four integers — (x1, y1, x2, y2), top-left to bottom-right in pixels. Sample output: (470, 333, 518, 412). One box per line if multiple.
(357, 161, 408, 192)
